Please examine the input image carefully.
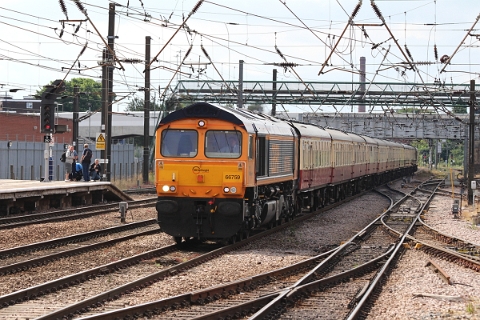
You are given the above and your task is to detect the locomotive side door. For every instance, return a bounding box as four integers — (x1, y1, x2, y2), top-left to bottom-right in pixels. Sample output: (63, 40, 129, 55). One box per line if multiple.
(256, 135, 267, 178)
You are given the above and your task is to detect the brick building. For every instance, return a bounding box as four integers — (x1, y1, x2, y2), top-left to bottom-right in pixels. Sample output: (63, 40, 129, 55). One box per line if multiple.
(0, 112, 73, 143)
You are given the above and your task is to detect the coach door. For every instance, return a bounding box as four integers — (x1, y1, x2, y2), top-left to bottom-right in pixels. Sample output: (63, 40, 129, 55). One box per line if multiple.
(302, 140, 313, 188)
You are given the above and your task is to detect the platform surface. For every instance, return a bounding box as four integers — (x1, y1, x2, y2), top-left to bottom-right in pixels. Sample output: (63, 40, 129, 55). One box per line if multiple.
(0, 179, 132, 215)
(0, 179, 110, 194)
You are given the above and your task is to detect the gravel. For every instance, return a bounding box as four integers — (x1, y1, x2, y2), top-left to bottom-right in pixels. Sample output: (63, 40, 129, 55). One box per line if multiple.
(87, 192, 392, 312)
(0, 200, 158, 250)
(4, 176, 480, 319)
(367, 183, 480, 319)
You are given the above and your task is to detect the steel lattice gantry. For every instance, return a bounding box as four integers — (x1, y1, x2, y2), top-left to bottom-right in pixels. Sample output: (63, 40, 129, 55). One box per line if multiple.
(169, 80, 480, 141)
(172, 80, 479, 112)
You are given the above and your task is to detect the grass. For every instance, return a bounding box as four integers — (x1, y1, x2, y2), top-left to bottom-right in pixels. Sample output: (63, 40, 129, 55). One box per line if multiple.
(466, 301, 476, 315)
(110, 173, 155, 191)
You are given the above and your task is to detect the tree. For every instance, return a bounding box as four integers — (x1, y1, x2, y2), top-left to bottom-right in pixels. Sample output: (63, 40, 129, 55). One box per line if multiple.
(36, 78, 102, 112)
(125, 96, 162, 111)
(410, 139, 429, 164)
(164, 94, 190, 111)
(247, 103, 264, 113)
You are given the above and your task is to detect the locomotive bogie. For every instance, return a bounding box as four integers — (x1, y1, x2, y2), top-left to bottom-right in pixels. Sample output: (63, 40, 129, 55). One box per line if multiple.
(157, 196, 244, 239)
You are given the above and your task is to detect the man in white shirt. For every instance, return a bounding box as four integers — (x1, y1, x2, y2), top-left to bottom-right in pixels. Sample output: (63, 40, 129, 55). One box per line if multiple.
(64, 145, 78, 181)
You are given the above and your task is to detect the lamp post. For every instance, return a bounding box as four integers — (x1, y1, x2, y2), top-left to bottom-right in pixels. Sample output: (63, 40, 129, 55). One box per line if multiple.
(88, 106, 92, 140)
(7, 141, 12, 179)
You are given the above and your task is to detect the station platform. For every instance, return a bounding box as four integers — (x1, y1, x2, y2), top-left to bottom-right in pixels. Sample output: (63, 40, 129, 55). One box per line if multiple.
(0, 179, 133, 216)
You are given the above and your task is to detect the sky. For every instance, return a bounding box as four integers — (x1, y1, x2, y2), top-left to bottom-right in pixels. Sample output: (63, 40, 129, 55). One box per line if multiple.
(1, 0, 480, 113)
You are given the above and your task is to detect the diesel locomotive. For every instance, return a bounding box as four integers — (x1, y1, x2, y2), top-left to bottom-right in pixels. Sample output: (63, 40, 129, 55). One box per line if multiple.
(155, 102, 417, 243)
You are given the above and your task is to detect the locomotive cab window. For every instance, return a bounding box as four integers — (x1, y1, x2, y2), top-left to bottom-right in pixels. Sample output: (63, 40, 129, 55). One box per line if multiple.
(205, 130, 242, 158)
(160, 129, 198, 157)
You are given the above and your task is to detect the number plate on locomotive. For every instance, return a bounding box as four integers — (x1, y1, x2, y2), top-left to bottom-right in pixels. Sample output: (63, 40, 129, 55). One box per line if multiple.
(223, 173, 242, 181)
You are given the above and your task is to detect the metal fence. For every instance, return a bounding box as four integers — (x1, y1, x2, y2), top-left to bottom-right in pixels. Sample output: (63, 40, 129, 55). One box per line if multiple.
(0, 138, 144, 182)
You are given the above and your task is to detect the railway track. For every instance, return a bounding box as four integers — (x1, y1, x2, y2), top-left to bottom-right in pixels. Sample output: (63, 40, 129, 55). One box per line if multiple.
(78, 178, 476, 320)
(0, 242, 217, 319)
(0, 186, 378, 319)
(20, 180, 431, 319)
(5, 178, 476, 319)
(0, 219, 159, 275)
(0, 198, 156, 229)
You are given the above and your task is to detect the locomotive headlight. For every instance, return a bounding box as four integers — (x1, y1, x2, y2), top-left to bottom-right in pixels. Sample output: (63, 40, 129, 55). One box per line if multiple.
(198, 119, 206, 127)
(230, 187, 237, 193)
(169, 185, 176, 192)
(162, 185, 170, 192)
(223, 187, 230, 193)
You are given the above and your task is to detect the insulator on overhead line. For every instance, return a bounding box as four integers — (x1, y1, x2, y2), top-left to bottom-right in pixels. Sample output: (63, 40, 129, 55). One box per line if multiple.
(73, 0, 86, 14)
(122, 58, 143, 64)
(74, 22, 81, 34)
(362, 26, 369, 39)
(401, 61, 434, 66)
(370, 0, 383, 20)
(434, 45, 438, 61)
(184, 46, 192, 58)
(404, 45, 413, 61)
(59, 0, 68, 19)
(275, 46, 285, 60)
(273, 62, 298, 68)
(201, 44, 210, 60)
(351, 1, 362, 20)
(191, 0, 204, 14)
(79, 43, 87, 56)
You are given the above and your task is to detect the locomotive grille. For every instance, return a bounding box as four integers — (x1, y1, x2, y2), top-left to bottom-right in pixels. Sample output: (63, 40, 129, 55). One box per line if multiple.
(269, 140, 294, 176)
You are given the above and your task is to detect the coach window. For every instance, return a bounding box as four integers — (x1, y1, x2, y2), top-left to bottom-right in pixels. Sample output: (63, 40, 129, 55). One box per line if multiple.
(161, 129, 197, 157)
(205, 130, 242, 158)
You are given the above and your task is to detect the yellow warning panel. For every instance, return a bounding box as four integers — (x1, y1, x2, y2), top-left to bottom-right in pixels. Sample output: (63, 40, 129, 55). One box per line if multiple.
(96, 132, 106, 150)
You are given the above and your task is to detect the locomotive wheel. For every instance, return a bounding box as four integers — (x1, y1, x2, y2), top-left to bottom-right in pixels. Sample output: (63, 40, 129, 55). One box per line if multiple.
(237, 231, 244, 242)
(173, 236, 182, 244)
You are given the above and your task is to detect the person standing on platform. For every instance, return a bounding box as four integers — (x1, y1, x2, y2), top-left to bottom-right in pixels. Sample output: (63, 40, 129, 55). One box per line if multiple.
(81, 143, 93, 182)
(64, 145, 77, 181)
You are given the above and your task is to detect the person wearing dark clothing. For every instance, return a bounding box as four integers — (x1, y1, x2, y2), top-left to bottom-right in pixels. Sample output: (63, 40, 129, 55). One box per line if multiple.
(68, 162, 83, 181)
(89, 159, 102, 181)
(81, 143, 93, 182)
(69, 162, 83, 181)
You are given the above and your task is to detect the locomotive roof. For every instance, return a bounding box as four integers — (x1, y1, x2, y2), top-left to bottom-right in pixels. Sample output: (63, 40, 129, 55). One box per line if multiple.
(159, 102, 294, 136)
(289, 122, 331, 139)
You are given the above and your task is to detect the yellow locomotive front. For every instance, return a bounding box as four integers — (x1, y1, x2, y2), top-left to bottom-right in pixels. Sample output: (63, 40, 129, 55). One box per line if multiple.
(155, 105, 251, 242)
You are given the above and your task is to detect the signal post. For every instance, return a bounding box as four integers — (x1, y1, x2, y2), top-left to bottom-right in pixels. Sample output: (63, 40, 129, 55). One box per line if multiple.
(39, 80, 65, 182)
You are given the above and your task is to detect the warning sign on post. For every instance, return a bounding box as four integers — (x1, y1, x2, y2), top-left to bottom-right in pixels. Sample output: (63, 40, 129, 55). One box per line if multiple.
(96, 132, 106, 150)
